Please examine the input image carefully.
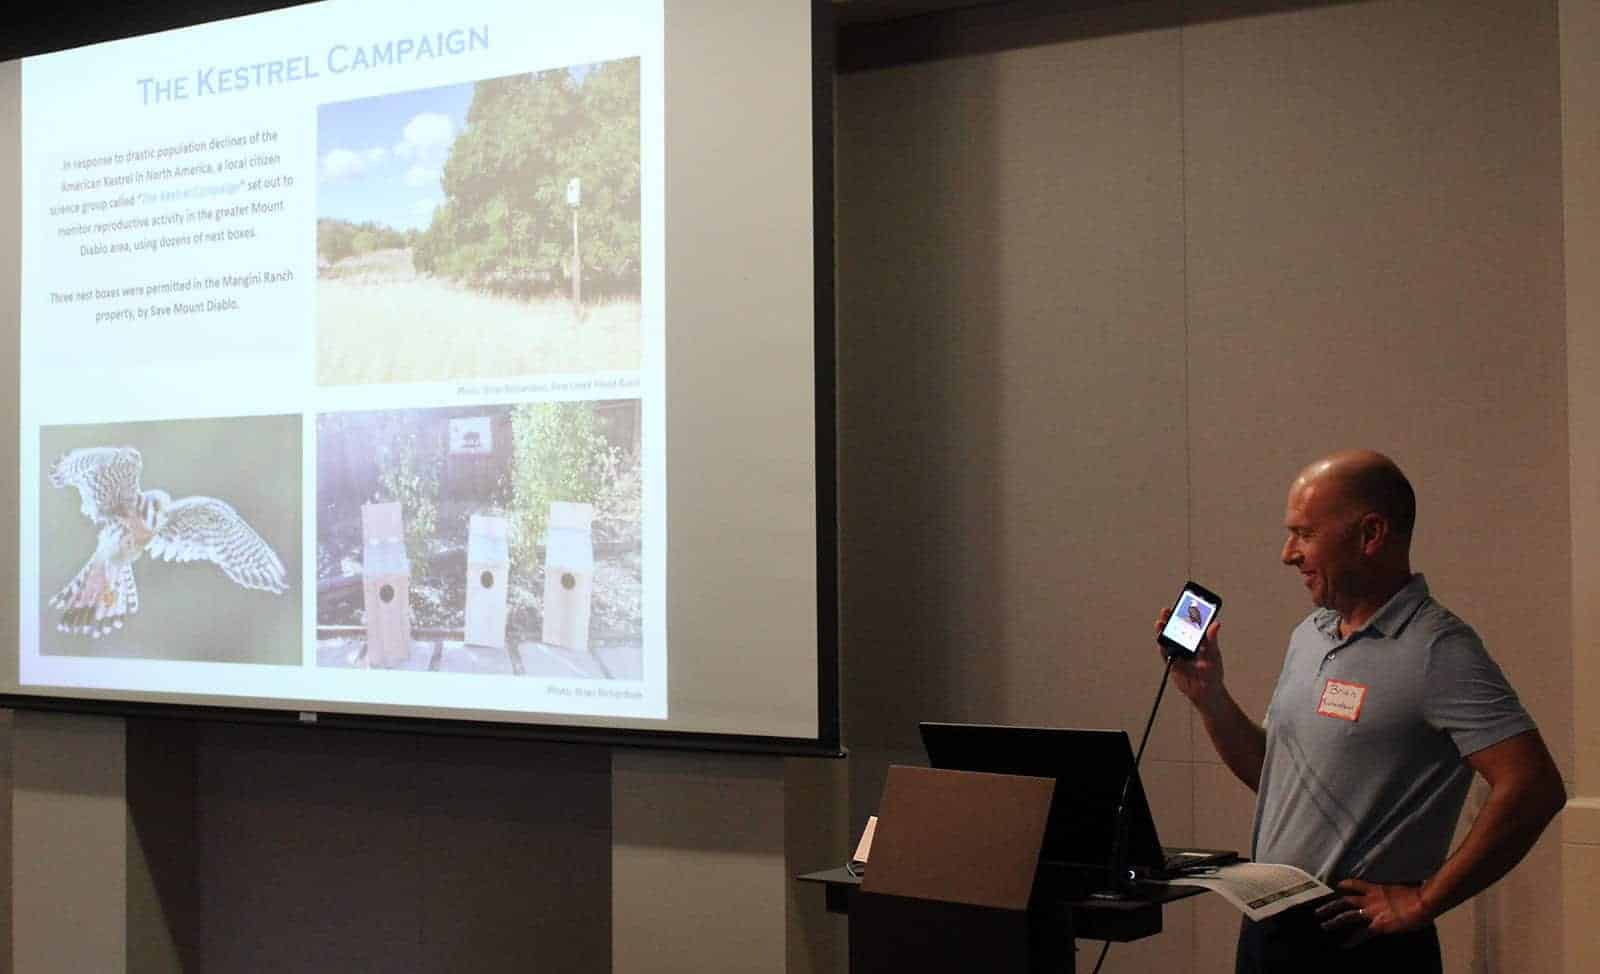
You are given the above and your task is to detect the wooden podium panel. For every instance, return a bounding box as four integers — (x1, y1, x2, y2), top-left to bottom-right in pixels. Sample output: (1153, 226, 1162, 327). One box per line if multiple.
(853, 765, 1070, 974)
(863, 765, 1053, 908)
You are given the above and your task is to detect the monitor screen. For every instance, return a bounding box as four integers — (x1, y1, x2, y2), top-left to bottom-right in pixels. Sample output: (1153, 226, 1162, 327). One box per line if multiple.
(920, 722, 1166, 872)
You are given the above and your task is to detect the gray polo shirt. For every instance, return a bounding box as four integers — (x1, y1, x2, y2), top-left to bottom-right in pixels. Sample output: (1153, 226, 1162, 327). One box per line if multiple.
(1250, 574, 1535, 884)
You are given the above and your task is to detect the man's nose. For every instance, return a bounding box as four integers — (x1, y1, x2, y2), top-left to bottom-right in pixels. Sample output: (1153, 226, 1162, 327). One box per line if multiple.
(1281, 538, 1298, 565)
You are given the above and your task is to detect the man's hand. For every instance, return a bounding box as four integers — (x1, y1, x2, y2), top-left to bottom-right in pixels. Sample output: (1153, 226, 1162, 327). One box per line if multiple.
(1314, 879, 1433, 947)
(1155, 607, 1265, 791)
(1155, 609, 1225, 709)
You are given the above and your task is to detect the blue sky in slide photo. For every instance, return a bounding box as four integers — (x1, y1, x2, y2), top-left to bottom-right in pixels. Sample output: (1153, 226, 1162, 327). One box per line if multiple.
(317, 64, 602, 233)
(317, 82, 475, 232)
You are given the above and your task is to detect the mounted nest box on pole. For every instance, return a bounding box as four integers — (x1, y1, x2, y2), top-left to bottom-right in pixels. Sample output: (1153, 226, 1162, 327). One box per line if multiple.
(361, 501, 412, 667)
(541, 501, 594, 652)
(465, 514, 510, 650)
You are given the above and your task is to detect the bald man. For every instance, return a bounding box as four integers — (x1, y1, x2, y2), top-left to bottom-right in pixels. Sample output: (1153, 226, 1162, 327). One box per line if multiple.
(1161, 451, 1565, 974)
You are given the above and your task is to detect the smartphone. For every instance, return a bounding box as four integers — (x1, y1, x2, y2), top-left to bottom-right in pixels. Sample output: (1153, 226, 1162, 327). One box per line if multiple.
(1158, 581, 1222, 658)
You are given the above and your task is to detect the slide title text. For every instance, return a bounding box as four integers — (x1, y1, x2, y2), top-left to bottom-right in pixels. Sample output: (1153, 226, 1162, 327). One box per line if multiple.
(136, 26, 490, 105)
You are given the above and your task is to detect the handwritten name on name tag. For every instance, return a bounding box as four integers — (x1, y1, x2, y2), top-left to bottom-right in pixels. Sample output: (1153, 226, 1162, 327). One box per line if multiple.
(1317, 679, 1367, 721)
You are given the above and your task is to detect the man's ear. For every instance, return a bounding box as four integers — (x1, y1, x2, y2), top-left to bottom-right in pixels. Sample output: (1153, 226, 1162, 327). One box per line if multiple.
(1358, 512, 1387, 555)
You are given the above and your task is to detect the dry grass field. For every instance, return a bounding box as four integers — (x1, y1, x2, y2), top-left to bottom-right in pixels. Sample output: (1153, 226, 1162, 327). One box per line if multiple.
(317, 249, 641, 385)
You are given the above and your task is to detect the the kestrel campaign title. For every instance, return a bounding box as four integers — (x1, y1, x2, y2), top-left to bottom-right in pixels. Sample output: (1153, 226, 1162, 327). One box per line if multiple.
(137, 27, 491, 105)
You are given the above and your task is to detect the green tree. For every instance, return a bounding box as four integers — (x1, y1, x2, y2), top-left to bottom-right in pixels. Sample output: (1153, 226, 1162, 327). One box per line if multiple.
(569, 58, 641, 292)
(506, 402, 615, 578)
(416, 58, 641, 298)
(317, 218, 355, 264)
(376, 431, 441, 586)
(318, 218, 407, 265)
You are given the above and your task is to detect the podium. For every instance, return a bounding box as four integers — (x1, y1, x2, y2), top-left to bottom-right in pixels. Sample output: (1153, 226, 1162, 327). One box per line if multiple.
(802, 764, 1201, 974)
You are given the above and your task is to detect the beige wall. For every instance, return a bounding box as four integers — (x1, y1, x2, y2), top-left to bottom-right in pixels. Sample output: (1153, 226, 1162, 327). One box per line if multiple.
(1561, 2, 1600, 973)
(837, 0, 1573, 971)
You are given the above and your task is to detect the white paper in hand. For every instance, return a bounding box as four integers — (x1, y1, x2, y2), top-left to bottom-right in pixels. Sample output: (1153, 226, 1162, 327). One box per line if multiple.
(1162, 862, 1331, 921)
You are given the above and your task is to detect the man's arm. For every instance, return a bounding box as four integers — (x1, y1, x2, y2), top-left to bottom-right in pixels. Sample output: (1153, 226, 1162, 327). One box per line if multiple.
(1157, 612, 1267, 792)
(1193, 683, 1267, 793)
(1318, 728, 1567, 938)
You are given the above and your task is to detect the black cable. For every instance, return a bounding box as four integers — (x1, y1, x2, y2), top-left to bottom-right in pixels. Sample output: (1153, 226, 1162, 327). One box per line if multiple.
(1135, 655, 1177, 768)
(1094, 655, 1179, 972)
(1106, 655, 1178, 890)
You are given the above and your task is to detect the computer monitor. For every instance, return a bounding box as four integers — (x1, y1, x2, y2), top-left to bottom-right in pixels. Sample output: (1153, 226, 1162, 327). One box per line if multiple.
(918, 722, 1167, 877)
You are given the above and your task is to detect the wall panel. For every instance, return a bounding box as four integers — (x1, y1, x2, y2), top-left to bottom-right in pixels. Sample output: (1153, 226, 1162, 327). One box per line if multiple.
(836, 2, 1569, 971)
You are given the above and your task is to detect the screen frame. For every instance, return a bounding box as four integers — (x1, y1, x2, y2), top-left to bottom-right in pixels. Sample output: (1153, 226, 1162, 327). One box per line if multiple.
(0, 0, 842, 758)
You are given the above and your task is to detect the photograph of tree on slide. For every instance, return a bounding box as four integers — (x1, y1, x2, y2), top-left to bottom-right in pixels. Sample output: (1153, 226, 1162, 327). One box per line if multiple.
(316, 58, 641, 385)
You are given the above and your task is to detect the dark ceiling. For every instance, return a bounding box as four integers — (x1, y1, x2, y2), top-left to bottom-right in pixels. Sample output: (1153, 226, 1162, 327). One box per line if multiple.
(1, 1, 1014, 63)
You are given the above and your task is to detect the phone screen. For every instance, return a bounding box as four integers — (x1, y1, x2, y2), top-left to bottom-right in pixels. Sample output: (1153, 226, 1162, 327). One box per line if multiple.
(1160, 585, 1220, 655)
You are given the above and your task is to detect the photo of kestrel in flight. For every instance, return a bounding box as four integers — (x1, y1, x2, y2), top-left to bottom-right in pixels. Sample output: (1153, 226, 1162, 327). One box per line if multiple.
(47, 446, 289, 637)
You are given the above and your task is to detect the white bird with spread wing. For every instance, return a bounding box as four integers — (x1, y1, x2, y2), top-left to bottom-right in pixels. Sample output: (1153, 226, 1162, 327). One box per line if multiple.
(48, 446, 289, 637)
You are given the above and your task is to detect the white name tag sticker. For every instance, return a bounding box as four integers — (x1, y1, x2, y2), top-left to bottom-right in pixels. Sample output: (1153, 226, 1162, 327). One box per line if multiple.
(1317, 679, 1368, 721)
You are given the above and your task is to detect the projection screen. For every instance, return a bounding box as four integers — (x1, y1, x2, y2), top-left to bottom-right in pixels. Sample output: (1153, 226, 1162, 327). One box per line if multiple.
(0, 0, 839, 752)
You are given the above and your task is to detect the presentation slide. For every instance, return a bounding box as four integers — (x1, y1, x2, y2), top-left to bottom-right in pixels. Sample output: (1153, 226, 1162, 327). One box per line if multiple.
(3, 0, 827, 744)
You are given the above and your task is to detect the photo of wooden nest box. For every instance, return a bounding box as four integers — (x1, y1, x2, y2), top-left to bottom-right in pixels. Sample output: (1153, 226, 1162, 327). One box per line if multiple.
(314, 400, 641, 679)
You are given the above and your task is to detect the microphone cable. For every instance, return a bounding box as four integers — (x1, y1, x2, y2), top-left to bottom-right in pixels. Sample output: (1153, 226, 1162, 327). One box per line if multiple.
(1091, 653, 1178, 974)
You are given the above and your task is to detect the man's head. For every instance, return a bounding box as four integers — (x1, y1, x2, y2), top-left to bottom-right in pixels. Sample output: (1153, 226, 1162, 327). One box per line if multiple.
(1280, 450, 1415, 615)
